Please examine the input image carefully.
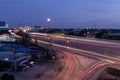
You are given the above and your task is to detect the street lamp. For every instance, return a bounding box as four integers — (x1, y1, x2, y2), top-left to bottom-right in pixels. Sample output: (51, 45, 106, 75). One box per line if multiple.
(46, 18, 52, 47)
(47, 18, 51, 22)
(46, 18, 51, 31)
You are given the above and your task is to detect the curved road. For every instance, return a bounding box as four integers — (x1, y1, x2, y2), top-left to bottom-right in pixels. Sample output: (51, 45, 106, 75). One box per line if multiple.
(33, 39, 109, 80)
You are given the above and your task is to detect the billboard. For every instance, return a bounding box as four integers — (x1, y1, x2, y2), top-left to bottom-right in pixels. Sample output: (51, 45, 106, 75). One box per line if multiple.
(0, 21, 5, 26)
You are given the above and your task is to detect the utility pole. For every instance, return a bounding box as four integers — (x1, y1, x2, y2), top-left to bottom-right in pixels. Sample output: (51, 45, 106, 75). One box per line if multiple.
(12, 45, 17, 72)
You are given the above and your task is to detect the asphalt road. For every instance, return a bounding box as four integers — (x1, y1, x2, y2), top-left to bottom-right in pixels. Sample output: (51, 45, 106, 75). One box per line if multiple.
(29, 33, 120, 80)
(30, 33, 120, 58)
(35, 40, 102, 80)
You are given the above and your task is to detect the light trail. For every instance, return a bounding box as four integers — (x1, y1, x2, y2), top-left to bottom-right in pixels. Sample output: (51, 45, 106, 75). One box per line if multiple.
(30, 34, 120, 80)
(32, 39, 120, 62)
(32, 39, 81, 80)
(78, 61, 108, 80)
(30, 33, 120, 46)
(31, 39, 110, 80)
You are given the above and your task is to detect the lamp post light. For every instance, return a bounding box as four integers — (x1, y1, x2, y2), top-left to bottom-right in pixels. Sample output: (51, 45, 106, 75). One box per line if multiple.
(47, 18, 51, 30)
(46, 18, 52, 47)
(47, 18, 51, 34)
(47, 18, 51, 22)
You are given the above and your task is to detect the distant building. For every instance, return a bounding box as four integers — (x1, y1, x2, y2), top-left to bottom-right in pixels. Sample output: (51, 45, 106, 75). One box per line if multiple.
(0, 21, 9, 30)
(34, 26, 42, 30)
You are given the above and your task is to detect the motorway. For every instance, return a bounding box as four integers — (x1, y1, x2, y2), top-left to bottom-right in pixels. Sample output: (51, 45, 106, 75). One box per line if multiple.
(33, 40, 104, 80)
(29, 33, 120, 80)
(30, 33, 120, 59)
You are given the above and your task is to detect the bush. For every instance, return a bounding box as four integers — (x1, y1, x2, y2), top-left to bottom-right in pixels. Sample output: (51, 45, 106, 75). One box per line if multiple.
(1, 73, 15, 80)
(15, 30, 31, 45)
(106, 67, 120, 77)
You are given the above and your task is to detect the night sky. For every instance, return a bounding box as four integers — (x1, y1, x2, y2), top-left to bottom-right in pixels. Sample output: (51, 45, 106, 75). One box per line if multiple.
(0, 0, 120, 28)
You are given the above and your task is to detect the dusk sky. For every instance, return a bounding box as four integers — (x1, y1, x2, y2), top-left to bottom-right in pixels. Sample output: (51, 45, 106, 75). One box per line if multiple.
(0, 0, 120, 28)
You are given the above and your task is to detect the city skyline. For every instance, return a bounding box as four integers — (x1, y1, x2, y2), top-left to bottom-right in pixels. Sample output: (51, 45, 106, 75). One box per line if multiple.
(0, 0, 120, 28)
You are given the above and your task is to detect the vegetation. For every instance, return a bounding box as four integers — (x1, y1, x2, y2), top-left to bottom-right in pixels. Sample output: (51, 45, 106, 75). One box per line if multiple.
(106, 67, 120, 77)
(0, 29, 10, 35)
(1, 73, 15, 80)
(97, 67, 120, 80)
(30, 48, 56, 63)
(95, 30, 108, 39)
(15, 30, 31, 45)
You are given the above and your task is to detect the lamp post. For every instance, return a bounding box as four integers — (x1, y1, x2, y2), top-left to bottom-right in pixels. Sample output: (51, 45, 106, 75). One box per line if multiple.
(46, 18, 52, 47)
(47, 18, 51, 31)
(12, 45, 17, 72)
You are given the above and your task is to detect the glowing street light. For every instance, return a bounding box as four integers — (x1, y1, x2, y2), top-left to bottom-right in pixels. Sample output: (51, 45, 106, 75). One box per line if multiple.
(47, 18, 51, 22)
(46, 18, 51, 29)
(46, 18, 52, 46)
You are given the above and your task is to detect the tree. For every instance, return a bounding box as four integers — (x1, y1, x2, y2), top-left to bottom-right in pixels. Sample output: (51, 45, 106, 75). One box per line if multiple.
(95, 30, 108, 39)
(15, 30, 31, 45)
(1, 73, 15, 80)
(79, 29, 88, 37)
(0, 29, 10, 35)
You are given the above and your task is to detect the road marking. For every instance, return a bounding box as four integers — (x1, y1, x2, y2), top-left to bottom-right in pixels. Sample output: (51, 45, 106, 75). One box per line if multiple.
(35, 39, 120, 62)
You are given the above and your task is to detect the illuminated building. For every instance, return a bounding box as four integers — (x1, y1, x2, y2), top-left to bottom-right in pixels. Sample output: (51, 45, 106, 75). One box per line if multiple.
(0, 21, 9, 30)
